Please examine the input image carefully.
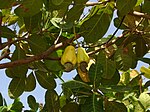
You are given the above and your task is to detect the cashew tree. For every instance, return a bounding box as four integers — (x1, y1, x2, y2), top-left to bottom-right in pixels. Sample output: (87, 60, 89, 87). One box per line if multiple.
(0, 0, 150, 111)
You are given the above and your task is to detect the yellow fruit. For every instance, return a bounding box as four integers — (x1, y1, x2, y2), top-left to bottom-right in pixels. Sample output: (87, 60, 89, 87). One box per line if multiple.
(140, 66, 150, 79)
(77, 47, 90, 72)
(61, 45, 76, 72)
(77, 47, 90, 64)
(77, 66, 90, 82)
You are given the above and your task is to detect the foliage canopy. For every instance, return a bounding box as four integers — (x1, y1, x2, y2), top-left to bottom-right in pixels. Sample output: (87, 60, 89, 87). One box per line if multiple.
(0, 0, 150, 111)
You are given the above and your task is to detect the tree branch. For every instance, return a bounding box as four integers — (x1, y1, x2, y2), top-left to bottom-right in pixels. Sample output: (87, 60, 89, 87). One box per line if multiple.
(0, 34, 81, 69)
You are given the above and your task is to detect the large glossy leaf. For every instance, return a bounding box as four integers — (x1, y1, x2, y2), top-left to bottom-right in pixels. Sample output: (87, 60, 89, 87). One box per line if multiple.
(35, 71, 56, 90)
(8, 78, 25, 99)
(98, 52, 116, 79)
(0, 0, 16, 9)
(0, 26, 16, 38)
(105, 100, 127, 112)
(28, 34, 47, 55)
(81, 94, 104, 112)
(62, 80, 92, 90)
(25, 72, 36, 92)
(44, 90, 59, 112)
(61, 102, 79, 112)
(114, 44, 137, 71)
(27, 95, 39, 111)
(7, 45, 28, 78)
(14, 0, 43, 17)
(23, 11, 42, 32)
(116, 0, 137, 16)
(80, 3, 113, 43)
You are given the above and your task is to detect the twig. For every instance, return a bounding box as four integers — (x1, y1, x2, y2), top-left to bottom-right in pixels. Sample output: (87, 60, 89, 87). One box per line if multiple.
(0, 34, 81, 69)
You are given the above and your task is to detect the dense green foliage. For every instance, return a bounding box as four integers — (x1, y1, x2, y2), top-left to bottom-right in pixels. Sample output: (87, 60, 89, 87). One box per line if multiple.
(0, 0, 150, 111)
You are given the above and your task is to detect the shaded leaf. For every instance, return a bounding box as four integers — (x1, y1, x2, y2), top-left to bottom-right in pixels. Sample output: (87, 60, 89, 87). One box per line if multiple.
(8, 78, 25, 99)
(0, 26, 16, 38)
(27, 95, 39, 111)
(8, 45, 28, 78)
(81, 94, 104, 112)
(105, 100, 127, 112)
(61, 102, 79, 112)
(0, 93, 3, 106)
(80, 3, 113, 43)
(62, 80, 92, 90)
(142, 0, 150, 14)
(116, 0, 137, 16)
(52, 0, 64, 5)
(44, 90, 59, 112)
(114, 44, 137, 71)
(138, 58, 150, 65)
(35, 71, 56, 90)
(28, 34, 47, 55)
(0, 0, 16, 9)
(25, 72, 36, 92)
(10, 98, 23, 112)
(14, 0, 43, 17)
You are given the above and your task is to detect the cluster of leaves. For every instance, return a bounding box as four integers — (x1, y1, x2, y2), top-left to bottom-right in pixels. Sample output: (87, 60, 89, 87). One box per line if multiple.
(0, 0, 150, 111)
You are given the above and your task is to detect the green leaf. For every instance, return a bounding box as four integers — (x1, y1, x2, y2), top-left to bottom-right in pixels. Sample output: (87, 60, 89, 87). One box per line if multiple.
(0, 106, 7, 112)
(45, 90, 59, 112)
(116, 0, 137, 16)
(81, 94, 104, 112)
(25, 72, 36, 92)
(66, 5, 85, 22)
(31, 61, 48, 72)
(35, 71, 56, 90)
(8, 78, 25, 99)
(10, 98, 23, 112)
(61, 102, 79, 112)
(8, 45, 28, 78)
(62, 80, 92, 90)
(98, 52, 116, 79)
(23, 11, 42, 32)
(114, 44, 137, 71)
(27, 95, 39, 111)
(0, 26, 16, 38)
(0, 93, 3, 106)
(135, 36, 148, 58)
(0, 0, 16, 9)
(14, 0, 43, 17)
(51, 0, 64, 5)
(80, 4, 113, 43)
(100, 70, 120, 86)
(139, 92, 150, 110)
(138, 58, 150, 65)
(142, 0, 150, 14)
(28, 34, 47, 55)
(105, 101, 127, 112)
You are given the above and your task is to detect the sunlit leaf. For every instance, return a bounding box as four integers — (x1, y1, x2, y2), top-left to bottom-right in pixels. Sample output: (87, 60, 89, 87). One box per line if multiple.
(8, 78, 25, 99)
(35, 71, 56, 90)
(14, 0, 43, 17)
(139, 92, 150, 110)
(25, 72, 36, 92)
(27, 95, 39, 111)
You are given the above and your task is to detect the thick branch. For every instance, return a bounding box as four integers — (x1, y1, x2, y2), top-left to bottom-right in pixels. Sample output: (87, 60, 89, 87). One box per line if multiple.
(0, 35, 80, 69)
